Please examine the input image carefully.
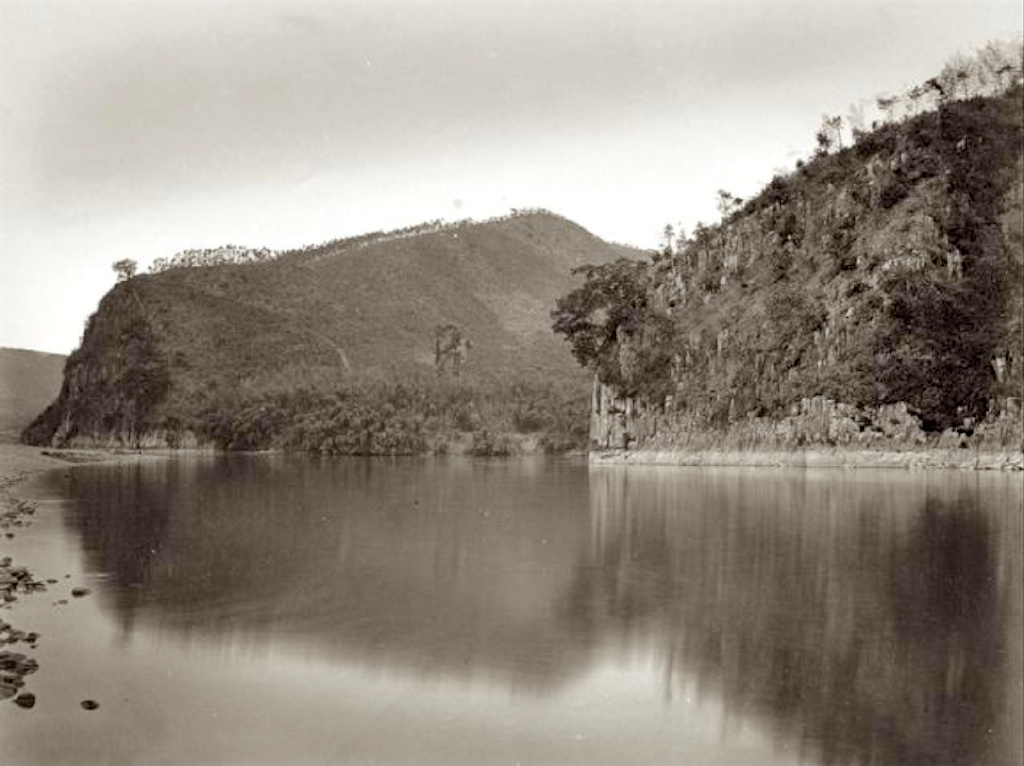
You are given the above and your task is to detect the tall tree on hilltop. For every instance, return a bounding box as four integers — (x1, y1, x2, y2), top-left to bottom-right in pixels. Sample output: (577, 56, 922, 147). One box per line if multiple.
(113, 259, 137, 282)
(716, 190, 741, 221)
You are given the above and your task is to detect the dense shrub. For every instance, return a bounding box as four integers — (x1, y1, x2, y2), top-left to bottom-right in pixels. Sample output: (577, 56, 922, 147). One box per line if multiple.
(879, 179, 911, 209)
(191, 373, 592, 455)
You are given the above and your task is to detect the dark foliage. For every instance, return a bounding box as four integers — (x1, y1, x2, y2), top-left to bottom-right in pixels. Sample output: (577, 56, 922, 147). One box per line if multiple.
(189, 373, 592, 455)
(879, 179, 912, 209)
(557, 84, 1023, 433)
(551, 258, 677, 399)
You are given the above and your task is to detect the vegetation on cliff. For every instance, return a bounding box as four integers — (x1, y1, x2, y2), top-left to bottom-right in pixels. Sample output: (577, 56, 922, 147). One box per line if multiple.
(24, 211, 633, 453)
(555, 46, 1023, 447)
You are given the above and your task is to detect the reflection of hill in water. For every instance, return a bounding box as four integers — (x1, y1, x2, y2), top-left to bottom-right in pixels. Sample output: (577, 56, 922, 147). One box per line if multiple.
(57, 458, 1022, 764)
(577, 468, 1022, 766)
(60, 456, 597, 692)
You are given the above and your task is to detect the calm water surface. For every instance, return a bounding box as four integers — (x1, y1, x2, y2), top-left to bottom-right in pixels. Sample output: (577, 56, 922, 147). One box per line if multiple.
(1, 455, 1021, 765)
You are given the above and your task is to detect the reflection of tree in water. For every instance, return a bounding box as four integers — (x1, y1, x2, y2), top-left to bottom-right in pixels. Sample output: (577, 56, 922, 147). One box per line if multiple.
(883, 504, 1000, 765)
(63, 457, 595, 692)
(568, 471, 1014, 766)
(62, 462, 173, 640)
(64, 457, 311, 641)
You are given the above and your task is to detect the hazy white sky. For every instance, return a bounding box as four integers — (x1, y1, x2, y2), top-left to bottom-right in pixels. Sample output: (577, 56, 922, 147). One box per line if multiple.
(1, 0, 1021, 353)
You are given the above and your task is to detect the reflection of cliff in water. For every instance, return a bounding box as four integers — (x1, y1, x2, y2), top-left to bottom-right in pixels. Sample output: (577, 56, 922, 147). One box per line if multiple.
(574, 468, 1022, 766)
(59, 456, 596, 692)
(54, 457, 1023, 763)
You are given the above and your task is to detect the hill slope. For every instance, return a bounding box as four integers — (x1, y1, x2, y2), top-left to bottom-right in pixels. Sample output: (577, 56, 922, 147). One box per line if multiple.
(24, 211, 637, 450)
(556, 86, 1023, 450)
(0, 348, 66, 443)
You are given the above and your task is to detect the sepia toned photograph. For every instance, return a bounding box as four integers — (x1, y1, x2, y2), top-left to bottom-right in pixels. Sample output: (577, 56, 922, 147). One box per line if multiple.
(1, 1, 1022, 764)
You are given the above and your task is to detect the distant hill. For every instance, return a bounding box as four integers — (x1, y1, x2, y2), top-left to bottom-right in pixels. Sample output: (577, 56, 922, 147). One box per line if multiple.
(0, 348, 66, 442)
(24, 210, 641, 450)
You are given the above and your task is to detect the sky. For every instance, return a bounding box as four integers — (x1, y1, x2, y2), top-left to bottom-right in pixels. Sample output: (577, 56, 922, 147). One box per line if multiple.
(1, 0, 1021, 354)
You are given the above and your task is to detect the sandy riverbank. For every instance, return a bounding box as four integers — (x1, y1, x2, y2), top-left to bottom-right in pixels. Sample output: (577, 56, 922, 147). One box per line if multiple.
(590, 447, 1024, 470)
(0, 443, 170, 490)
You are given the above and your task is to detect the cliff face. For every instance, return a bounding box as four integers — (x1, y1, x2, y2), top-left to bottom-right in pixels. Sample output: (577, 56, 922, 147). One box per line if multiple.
(25, 211, 634, 449)
(585, 87, 1023, 449)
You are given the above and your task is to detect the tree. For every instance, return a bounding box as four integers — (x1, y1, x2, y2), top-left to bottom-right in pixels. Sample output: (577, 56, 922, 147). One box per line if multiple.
(113, 259, 137, 282)
(434, 324, 470, 376)
(716, 189, 741, 221)
(661, 223, 676, 254)
(876, 94, 899, 123)
(552, 258, 677, 401)
(816, 114, 844, 154)
(847, 101, 867, 137)
(673, 226, 690, 257)
(551, 259, 652, 383)
(976, 39, 1022, 93)
(815, 128, 833, 156)
(937, 53, 975, 100)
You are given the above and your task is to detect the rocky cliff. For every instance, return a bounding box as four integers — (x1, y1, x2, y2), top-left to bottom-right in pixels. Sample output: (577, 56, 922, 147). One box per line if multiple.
(565, 85, 1024, 454)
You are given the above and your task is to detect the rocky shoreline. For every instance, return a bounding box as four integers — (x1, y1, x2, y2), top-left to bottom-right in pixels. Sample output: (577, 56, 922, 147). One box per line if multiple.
(0, 444, 164, 710)
(590, 447, 1024, 470)
(0, 480, 49, 708)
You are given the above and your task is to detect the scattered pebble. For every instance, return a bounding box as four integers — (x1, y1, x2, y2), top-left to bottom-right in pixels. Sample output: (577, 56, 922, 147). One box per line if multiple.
(0, 497, 37, 529)
(80, 699, 100, 711)
(0, 652, 38, 674)
(0, 652, 39, 702)
(0, 495, 46, 706)
(1, 561, 49, 604)
(71, 588, 92, 598)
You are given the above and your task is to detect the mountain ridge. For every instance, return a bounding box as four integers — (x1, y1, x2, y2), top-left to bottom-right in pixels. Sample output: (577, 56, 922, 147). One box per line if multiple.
(0, 348, 66, 443)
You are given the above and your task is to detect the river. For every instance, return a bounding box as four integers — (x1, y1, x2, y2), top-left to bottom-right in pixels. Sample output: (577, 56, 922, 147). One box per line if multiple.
(1, 455, 1021, 765)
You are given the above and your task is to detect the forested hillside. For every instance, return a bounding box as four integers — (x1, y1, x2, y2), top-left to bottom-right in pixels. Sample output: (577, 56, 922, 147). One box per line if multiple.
(23, 211, 635, 453)
(555, 57, 1023, 452)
